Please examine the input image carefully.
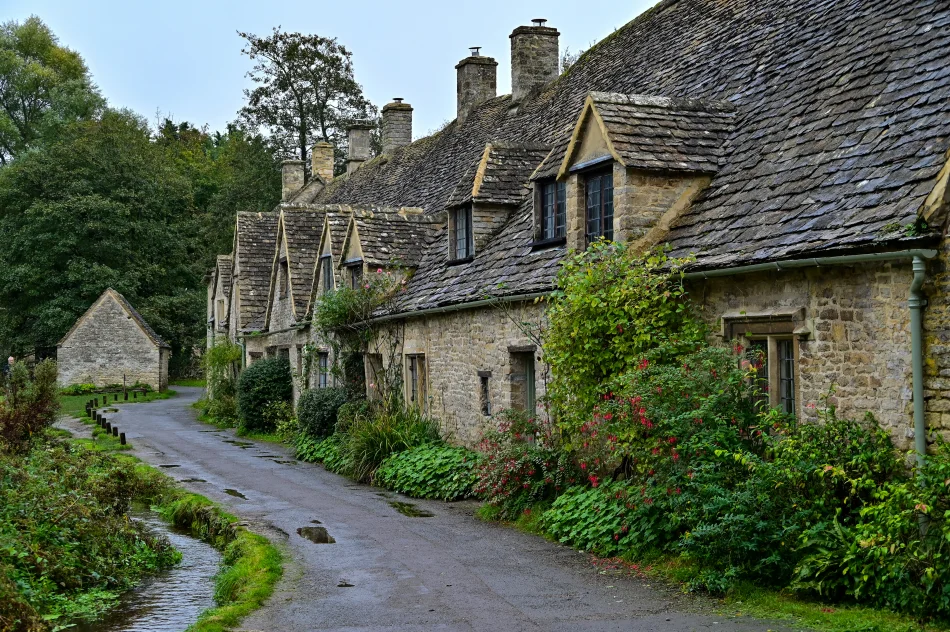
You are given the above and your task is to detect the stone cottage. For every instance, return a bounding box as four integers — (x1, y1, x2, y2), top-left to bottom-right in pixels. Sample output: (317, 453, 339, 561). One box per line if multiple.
(59, 288, 170, 391)
(210, 0, 950, 453)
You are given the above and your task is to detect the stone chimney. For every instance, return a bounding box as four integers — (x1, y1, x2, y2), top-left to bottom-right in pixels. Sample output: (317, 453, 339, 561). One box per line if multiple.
(510, 19, 560, 103)
(311, 141, 335, 183)
(381, 98, 413, 154)
(346, 120, 374, 176)
(281, 159, 305, 201)
(456, 47, 497, 124)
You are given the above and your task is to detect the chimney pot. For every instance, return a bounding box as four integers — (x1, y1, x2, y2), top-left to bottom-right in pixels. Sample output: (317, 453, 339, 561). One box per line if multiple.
(382, 99, 413, 154)
(281, 159, 305, 201)
(510, 22, 560, 103)
(456, 51, 497, 124)
(311, 141, 335, 183)
(346, 120, 374, 175)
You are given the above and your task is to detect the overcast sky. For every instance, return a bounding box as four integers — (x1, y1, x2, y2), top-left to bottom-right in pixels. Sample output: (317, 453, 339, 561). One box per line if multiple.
(5, 0, 655, 137)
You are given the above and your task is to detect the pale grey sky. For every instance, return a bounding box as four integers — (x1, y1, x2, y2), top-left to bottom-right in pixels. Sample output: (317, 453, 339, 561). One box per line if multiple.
(5, 0, 655, 137)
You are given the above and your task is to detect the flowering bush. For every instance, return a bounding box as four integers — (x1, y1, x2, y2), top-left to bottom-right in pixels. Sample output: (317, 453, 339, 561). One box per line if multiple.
(0, 360, 59, 452)
(474, 409, 578, 520)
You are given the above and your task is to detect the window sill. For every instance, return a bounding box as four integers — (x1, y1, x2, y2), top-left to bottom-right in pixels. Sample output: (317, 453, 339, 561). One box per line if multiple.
(531, 236, 566, 251)
(446, 256, 475, 267)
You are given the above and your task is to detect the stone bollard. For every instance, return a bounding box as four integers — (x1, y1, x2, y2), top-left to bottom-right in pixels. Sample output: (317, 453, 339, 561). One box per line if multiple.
(114, 393, 118, 402)
(124, 391, 128, 401)
(112, 427, 118, 438)
(120, 432, 126, 445)
(105, 421, 111, 433)
(94, 397, 99, 408)
(133, 391, 138, 399)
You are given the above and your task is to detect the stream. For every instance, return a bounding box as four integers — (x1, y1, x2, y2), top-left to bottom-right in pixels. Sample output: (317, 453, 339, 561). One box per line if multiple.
(72, 511, 222, 632)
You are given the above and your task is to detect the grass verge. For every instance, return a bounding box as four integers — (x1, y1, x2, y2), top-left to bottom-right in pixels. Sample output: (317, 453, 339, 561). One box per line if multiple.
(171, 379, 207, 387)
(59, 389, 172, 418)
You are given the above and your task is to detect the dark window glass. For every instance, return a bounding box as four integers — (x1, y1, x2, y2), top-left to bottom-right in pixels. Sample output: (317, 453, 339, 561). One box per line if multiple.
(585, 170, 614, 244)
(407, 355, 426, 406)
(452, 207, 473, 259)
(540, 181, 567, 240)
(779, 339, 795, 415)
(321, 256, 333, 293)
(480, 374, 491, 416)
(349, 264, 363, 289)
(279, 260, 289, 298)
(318, 352, 329, 389)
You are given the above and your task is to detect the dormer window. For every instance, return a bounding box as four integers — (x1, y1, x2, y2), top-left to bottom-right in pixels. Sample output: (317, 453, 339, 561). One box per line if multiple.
(449, 206, 474, 261)
(320, 255, 334, 294)
(347, 261, 363, 289)
(540, 180, 566, 241)
(585, 169, 614, 244)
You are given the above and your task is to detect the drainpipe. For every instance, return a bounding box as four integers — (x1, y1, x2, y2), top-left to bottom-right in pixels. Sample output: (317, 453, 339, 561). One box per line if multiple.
(910, 255, 928, 470)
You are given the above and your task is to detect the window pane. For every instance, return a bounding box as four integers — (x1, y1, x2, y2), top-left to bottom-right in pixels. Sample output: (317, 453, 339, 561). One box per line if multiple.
(409, 356, 418, 402)
(555, 181, 566, 237)
(602, 172, 614, 242)
(318, 353, 328, 388)
(454, 208, 470, 259)
(322, 258, 333, 293)
(542, 182, 555, 240)
(480, 375, 491, 416)
(586, 175, 601, 244)
(779, 339, 795, 415)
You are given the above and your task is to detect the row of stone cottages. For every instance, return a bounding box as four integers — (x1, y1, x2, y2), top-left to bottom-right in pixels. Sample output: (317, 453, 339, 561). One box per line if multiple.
(207, 0, 950, 452)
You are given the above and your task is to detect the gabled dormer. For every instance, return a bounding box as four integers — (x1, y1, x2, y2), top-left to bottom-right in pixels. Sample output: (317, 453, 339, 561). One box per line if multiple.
(211, 255, 232, 334)
(308, 209, 352, 310)
(445, 142, 550, 263)
(339, 207, 438, 283)
(263, 208, 325, 332)
(532, 92, 735, 251)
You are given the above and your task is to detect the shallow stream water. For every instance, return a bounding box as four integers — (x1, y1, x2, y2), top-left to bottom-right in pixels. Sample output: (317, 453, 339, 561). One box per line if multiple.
(72, 511, 222, 632)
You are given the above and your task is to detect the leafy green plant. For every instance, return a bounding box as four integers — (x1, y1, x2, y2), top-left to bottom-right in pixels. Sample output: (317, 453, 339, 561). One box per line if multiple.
(0, 359, 60, 452)
(475, 409, 579, 520)
(235, 357, 292, 432)
(60, 382, 97, 396)
(261, 401, 296, 441)
(341, 404, 440, 483)
(296, 387, 349, 438)
(375, 443, 481, 500)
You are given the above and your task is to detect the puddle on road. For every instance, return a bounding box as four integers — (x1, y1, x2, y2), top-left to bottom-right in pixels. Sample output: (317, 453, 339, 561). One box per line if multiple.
(158, 465, 181, 469)
(271, 459, 296, 465)
(223, 489, 247, 499)
(179, 478, 206, 483)
(252, 454, 280, 458)
(337, 580, 354, 587)
(310, 519, 322, 524)
(197, 430, 220, 433)
(222, 440, 255, 449)
(297, 526, 335, 544)
(389, 501, 434, 517)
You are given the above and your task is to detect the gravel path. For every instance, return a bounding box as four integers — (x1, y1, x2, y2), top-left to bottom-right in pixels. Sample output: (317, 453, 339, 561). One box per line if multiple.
(63, 387, 800, 632)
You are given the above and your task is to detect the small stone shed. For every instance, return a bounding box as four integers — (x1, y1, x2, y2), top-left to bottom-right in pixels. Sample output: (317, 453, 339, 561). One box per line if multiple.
(57, 288, 170, 391)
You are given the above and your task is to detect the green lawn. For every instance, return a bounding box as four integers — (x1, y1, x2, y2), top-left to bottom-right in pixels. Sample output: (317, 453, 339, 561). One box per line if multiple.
(59, 390, 172, 418)
(170, 378, 206, 387)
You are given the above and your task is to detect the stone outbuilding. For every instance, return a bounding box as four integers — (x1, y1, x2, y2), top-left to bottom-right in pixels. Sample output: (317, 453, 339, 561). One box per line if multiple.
(58, 288, 170, 391)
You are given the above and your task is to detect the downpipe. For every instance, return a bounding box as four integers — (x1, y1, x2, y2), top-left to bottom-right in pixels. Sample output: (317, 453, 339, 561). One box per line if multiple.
(909, 255, 929, 534)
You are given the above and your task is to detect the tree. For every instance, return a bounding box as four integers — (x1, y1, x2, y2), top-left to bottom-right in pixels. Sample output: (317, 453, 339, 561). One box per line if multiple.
(0, 16, 103, 164)
(238, 27, 378, 176)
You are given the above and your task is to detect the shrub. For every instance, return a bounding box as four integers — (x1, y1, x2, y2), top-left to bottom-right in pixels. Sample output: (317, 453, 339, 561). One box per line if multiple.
(341, 404, 440, 482)
(376, 443, 481, 500)
(475, 409, 578, 520)
(542, 481, 638, 557)
(295, 434, 349, 473)
(336, 399, 370, 433)
(236, 357, 293, 432)
(262, 401, 296, 441)
(0, 360, 60, 452)
(60, 383, 97, 396)
(296, 387, 349, 438)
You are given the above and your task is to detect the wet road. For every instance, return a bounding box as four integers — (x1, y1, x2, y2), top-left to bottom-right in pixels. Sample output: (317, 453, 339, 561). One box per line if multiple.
(106, 388, 796, 632)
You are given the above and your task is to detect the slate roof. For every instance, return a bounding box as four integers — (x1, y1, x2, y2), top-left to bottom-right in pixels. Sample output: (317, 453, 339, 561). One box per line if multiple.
(235, 212, 279, 331)
(279, 207, 326, 316)
(345, 208, 439, 268)
(309, 0, 950, 310)
(447, 143, 552, 208)
(59, 288, 170, 349)
(215, 255, 232, 300)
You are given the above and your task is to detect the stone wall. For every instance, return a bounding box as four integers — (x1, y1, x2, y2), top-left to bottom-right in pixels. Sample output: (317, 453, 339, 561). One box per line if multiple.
(690, 261, 916, 449)
(397, 301, 548, 446)
(922, 238, 950, 443)
(510, 25, 559, 103)
(58, 295, 166, 390)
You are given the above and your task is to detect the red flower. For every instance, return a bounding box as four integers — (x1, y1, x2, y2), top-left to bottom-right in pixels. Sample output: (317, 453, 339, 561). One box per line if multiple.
(589, 475, 600, 488)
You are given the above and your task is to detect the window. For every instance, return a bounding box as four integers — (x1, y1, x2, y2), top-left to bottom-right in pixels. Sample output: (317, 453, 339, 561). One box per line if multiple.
(479, 371, 491, 416)
(585, 170, 614, 244)
(279, 347, 290, 361)
(320, 256, 334, 294)
(450, 206, 473, 260)
(407, 354, 426, 407)
(745, 337, 796, 415)
(540, 180, 567, 241)
(279, 259, 289, 299)
(249, 352, 263, 364)
(348, 263, 363, 290)
(510, 351, 536, 413)
(216, 299, 226, 328)
(314, 352, 329, 389)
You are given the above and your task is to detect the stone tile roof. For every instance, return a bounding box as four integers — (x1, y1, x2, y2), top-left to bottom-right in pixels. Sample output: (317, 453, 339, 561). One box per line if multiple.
(345, 208, 439, 268)
(215, 255, 232, 300)
(447, 143, 552, 208)
(314, 0, 950, 307)
(279, 206, 326, 317)
(235, 212, 278, 331)
(535, 93, 735, 178)
(59, 288, 170, 349)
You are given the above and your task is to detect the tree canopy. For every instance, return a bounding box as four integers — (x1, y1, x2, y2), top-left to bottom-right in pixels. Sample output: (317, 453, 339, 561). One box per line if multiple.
(0, 16, 103, 164)
(238, 27, 378, 175)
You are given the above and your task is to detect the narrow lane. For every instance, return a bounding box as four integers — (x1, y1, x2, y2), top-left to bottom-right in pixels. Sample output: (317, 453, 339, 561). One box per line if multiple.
(110, 388, 794, 632)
